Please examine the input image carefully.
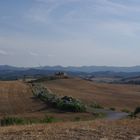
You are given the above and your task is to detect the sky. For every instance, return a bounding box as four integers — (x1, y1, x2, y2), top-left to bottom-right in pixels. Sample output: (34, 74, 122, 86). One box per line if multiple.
(0, 0, 140, 67)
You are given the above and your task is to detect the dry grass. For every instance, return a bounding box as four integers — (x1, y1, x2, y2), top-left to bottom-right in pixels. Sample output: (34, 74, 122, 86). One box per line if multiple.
(0, 79, 140, 140)
(0, 119, 139, 140)
(0, 81, 46, 116)
(43, 78, 140, 111)
(0, 81, 95, 120)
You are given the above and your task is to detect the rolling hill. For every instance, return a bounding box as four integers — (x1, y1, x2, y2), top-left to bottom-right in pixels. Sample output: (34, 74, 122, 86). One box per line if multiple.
(40, 78, 140, 111)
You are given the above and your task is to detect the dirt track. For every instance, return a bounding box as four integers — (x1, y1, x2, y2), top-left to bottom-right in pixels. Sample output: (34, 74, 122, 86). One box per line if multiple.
(0, 81, 46, 116)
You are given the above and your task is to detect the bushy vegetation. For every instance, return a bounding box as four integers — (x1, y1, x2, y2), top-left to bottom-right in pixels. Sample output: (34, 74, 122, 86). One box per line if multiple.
(0, 117, 26, 126)
(90, 102, 104, 109)
(56, 96, 86, 112)
(0, 116, 57, 126)
(129, 107, 140, 118)
(134, 107, 140, 115)
(32, 84, 86, 112)
(110, 107, 116, 111)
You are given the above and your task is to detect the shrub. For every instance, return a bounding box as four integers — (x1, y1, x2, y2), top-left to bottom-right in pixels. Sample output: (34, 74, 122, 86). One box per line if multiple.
(56, 96, 86, 112)
(134, 107, 140, 116)
(110, 107, 116, 111)
(32, 85, 86, 112)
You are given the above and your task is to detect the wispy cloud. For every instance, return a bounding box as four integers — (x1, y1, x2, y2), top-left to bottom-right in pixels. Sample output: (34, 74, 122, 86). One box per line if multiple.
(0, 49, 14, 56)
(29, 52, 39, 56)
(1, 0, 140, 66)
(0, 49, 8, 55)
(96, 20, 140, 37)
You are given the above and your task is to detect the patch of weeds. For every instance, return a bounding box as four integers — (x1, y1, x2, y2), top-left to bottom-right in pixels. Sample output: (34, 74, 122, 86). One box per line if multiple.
(0, 115, 58, 126)
(0, 117, 27, 126)
(121, 109, 130, 113)
(93, 112, 106, 119)
(40, 115, 57, 123)
(90, 102, 104, 109)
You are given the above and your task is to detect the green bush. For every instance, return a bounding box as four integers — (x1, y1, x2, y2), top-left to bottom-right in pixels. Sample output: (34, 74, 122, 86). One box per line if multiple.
(56, 96, 86, 112)
(32, 85, 86, 112)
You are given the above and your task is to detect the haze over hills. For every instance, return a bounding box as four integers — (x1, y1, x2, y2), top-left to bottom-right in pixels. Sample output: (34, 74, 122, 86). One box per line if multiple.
(1, 65, 140, 73)
(1, 65, 140, 83)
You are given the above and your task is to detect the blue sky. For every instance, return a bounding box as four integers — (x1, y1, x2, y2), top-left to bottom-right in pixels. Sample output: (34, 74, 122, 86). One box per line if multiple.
(0, 0, 140, 67)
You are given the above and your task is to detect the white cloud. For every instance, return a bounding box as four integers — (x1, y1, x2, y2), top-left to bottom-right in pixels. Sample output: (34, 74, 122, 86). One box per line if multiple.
(29, 52, 39, 56)
(47, 54, 55, 57)
(0, 49, 8, 55)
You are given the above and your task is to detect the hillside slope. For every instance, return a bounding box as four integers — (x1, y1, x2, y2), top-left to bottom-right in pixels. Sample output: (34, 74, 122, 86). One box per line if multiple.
(0, 81, 46, 116)
(43, 78, 140, 111)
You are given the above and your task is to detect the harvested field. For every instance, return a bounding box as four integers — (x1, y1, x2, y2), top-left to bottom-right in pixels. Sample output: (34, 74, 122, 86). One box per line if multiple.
(0, 81, 46, 116)
(0, 119, 139, 140)
(43, 78, 140, 111)
(0, 81, 94, 120)
(0, 78, 140, 119)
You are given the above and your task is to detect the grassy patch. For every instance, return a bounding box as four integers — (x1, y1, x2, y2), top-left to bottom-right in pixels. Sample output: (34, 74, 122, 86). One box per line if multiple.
(93, 112, 106, 119)
(110, 107, 116, 111)
(90, 102, 104, 109)
(0, 115, 57, 127)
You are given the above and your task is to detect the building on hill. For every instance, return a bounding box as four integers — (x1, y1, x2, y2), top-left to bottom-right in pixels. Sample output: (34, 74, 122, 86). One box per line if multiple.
(54, 72, 68, 78)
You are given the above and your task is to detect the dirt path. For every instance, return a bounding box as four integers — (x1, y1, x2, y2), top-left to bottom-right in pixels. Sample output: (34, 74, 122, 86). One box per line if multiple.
(95, 109, 128, 120)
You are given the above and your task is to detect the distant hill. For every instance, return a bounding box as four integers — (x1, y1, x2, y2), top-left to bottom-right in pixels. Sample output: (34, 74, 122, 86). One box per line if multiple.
(1, 65, 140, 82)
(1, 65, 140, 73)
(37, 65, 140, 73)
